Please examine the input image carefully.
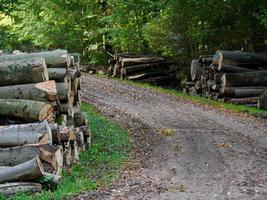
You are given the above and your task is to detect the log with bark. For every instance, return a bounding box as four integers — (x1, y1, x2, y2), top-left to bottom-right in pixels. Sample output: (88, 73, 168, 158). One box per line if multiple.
(0, 58, 48, 86)
(213, 50, 267, 70)
(0, 120, 52, 147)
(121, 57, 164, 67)
(0, 99, 54, 122)
(221, 86, 267, 98)
(0, 182, 42, 195)
(0, 49, 71, 68)
(221, 71, 267, 88)
(0, 157, 44, 183)
(0, 81, 57, 102)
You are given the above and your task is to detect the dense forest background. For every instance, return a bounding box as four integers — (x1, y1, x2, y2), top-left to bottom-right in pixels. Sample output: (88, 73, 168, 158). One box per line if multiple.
(0, 0, 267, 70)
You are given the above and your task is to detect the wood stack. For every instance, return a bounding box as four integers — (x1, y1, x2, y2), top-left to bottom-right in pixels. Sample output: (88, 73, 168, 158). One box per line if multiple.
(186, 50, 267, 108)
(108, 53, 176, 86)
(0, 50, 90, 195)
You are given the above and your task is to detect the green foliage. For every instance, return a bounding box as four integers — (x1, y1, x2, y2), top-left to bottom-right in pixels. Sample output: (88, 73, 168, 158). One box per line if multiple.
(1, 0, 266, 66)
(0, 104, 131, 200)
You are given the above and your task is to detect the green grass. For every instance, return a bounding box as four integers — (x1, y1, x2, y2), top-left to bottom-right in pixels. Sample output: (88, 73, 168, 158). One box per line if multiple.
(113, 77, 266, 115)
(1, 104, 131, 200)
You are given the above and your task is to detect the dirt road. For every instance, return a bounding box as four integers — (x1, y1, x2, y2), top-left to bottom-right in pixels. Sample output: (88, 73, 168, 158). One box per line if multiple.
(80, 75, 267, 200)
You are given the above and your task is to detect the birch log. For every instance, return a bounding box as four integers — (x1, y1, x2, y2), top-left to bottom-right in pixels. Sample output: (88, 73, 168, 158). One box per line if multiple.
(0, 120, 52, 147)
(0, 58, 48, 86)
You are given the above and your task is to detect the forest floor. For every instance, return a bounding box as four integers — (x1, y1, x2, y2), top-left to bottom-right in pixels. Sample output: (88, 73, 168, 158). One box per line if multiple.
(78, 75, 267, 200)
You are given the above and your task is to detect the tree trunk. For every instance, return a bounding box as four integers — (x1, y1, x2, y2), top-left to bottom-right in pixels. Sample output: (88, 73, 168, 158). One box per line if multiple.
(221, 86, 267, 98)
(0, 58, 48, 86)
(0, 120, 52, 147)
(221, 71, 267, 88)
(0, 157, 44, 183)
(0, 50, 70, 68)
(48, 68, 66, 82)
(0, 99, 54, 122)
(213, 50, 267, 70)
(257, 90, 267, 109)
(191, 59, 202, 81)
(0, 182, 42, 195)
(121, 57, 164, 67)
(0, 81, 57, 102)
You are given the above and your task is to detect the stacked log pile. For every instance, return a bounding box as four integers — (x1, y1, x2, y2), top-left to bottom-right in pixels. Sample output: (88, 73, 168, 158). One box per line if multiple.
(186, 50, 267, 108)
(108, 53, 177, 86)
(0, 50, 90, 195)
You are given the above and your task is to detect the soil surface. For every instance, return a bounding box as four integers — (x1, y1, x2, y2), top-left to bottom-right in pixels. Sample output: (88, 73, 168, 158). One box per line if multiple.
(78, 75, 267, 200)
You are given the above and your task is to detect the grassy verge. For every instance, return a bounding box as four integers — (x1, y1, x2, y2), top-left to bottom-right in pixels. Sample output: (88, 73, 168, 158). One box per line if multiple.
(1, 103, 131, 200)
(113, 77, 266, 115)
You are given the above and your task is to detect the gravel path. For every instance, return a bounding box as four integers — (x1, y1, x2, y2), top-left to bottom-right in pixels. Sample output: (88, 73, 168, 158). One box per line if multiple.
(79, 75, 267, 200)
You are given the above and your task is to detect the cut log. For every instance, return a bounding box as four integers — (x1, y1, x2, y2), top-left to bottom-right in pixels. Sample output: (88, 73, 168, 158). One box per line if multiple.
(56, 82, 69, 102)
(0, 182, 42, 195)
(221, 71, 267, 88)
(227, 97, 259, 105)
(0, 120, 52, 147)
(52, 146, 63, 175)
(258, 90, 267, 109)
(213, 50, 267, 70)
(218, 64, 256, 73)
(191, 59, 202, 81)
(74, 112, 88, 127)
(123, 61, 168, 75)
(185, 82, 195, 87)
(0, 157, 44, 183)
(127, 71, 165, 80)
(0, 81, 57, 102)
(0, 99, 54, 122)
(0, 50, 70, 68)
(49, 123, 61, 144)
(221, 86, 267, 98)
(0, 144, 54, 166)
(48, 68, 66, 82)
(0, 58, 48, 86)
(121, 57, 164, 67)
(58, 126, 76, 143)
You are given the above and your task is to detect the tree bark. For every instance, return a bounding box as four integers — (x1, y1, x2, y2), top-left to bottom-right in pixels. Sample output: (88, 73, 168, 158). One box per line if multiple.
(0, 50, 70, 68)
(227, 97, 259, 105)
(0, 157, 44, 183)
(221, 86, 267, 98)
(0, 58, 48, 86)
(213, 50, 267, 70)
(0, 99, 54, 122)
(0, 182, 42, 195)
(0, 120, 52, 147)
(0, 81, 57, 102)
(48, 68, 66, 82)
(221, 71, 267, 88)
